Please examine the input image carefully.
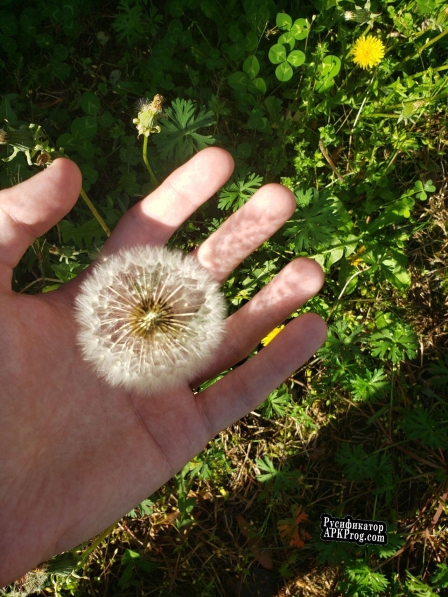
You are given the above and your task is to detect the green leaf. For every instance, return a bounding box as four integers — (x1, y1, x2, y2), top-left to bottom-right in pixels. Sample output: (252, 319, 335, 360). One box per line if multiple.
(316, 56, 341, 93)
(0, 10, 17, 36)
(119, 145, 140, 165)
(46, 552, 79, 576)
(350, 368, 391, 402)
(320, 55, 341, 78)
(369, 319, 418, 363)
(243, 55, 260, 80)
(268, 43, 286, 64)
(59, 218, 104, 249)
(367, 197, 415, 234)
(315, 77, 334, 93)
(402, 406, 448, 449)
(249, 77, 266, 94)
(228, 41, 245, 61)
(278, 32, 295, 50)
(255, 457, 302, 493)
(99, 110, 114, 127)
(290, 18, 310, 40)
(20, 8, 39, 36)
(56, 132, 77, 151)
(275, 61, 293, 81)
(343, 563, 389, 593)
(283, 188, 339, 252)
(51, 60, 71, 81)
(228, 23, 243, 42)
(35, 32, 54, 48)
(154, 98, 216, 165)
(276, 12, 292, 30)
(80, 91, 100, 116)
(380, 249, 412, 291)
(244, 30, 258, 52)
(53, 43, 68, 61)
(71, 116, 97, 140)
(218, 172, 263, 212)
(432, 563, 448, 589)
(77, 138, 95, 160)
(335, 443, 377, 481)
(228, 71, 250, 91)
(287, 50, 305, 67)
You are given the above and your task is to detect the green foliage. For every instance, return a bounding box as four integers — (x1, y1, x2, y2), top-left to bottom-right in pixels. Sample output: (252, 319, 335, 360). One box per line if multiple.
(255, 456, 303, 494)
(218, 171, 263, 211)
(401, 405, 448, 449)
(339, 562, 390, 596)
(350, 368, 391, 402)
(112, 0, 162, 45)
(335, 443, 378, 481)
(283, 188, 340, 252)
(1, 0, 447, 594)
(154, 98, 216, 165)
(118, 549, 157, 589)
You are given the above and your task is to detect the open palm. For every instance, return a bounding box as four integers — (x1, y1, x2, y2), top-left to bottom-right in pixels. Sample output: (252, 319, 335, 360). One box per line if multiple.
(0, 147, 326, 587)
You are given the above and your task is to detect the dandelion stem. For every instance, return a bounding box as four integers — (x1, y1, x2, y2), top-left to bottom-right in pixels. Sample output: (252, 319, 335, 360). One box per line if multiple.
(80, 188, 111, 237)
(384, 27, 448, 81)
(75, 520, 119, 563)
(142, 135, 158, 188)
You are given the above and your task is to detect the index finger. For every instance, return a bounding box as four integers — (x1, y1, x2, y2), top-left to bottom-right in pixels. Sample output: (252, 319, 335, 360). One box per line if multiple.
(101, 147, 235, 256)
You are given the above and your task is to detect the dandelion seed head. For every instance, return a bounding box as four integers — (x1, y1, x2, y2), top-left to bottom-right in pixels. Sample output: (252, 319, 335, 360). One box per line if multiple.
(75, 245, 227, 394)
(133, 94, 164, 137)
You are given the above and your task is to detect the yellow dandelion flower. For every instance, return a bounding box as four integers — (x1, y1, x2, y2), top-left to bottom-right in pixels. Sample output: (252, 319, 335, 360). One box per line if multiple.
(352, 35, 385, 69)
(261, 325, 285, 347)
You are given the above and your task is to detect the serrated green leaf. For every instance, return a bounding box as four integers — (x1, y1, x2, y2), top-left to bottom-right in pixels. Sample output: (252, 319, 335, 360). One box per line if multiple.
(154, 98, 216, 165)
(218, 172, 263, 211)
(335, 443, 377, 481)
(402, 406, 448, 449)
(283, 188, 339, 251)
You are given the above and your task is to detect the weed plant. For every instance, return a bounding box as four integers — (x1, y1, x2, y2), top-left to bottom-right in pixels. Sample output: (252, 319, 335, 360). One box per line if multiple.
(1, 0, 448, 595)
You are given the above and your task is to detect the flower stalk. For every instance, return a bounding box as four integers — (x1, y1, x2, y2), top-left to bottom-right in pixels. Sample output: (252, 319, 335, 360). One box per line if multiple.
(133, 94, 164, 188)
(79, 188, 111, 237)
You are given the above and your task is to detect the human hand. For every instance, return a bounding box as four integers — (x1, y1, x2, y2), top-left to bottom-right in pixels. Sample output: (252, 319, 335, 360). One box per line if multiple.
(0, 147, 326, 586)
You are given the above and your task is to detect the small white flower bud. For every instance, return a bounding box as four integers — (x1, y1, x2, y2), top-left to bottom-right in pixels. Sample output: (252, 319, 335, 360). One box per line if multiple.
(74, 245, 227, 394)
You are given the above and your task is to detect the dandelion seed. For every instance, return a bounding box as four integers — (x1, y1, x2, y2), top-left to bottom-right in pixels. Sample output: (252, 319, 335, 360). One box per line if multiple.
(351, 35, 385, 69)
(75, 245, 227, 394)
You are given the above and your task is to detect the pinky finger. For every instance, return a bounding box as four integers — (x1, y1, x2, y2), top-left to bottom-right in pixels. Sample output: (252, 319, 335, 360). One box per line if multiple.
(197, 312, 327, 438)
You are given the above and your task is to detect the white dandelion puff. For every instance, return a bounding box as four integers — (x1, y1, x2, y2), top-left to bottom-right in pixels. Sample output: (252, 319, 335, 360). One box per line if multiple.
(74, 245, 227, 394)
